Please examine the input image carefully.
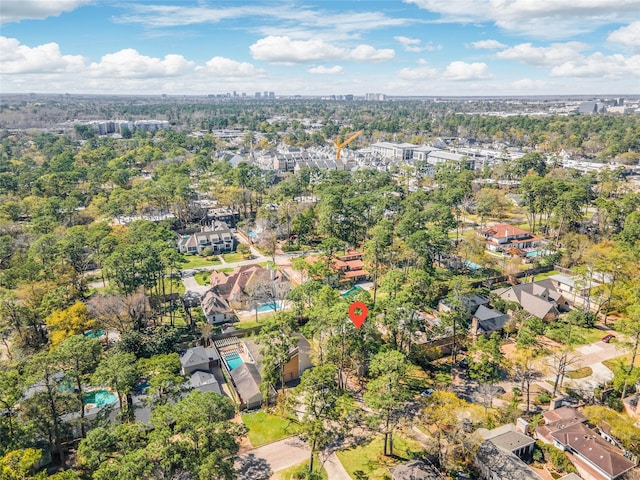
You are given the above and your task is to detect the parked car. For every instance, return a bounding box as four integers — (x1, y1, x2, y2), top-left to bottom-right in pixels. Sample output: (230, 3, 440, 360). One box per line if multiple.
(420, 388, 435, 397)
(602, 334, 616, 343)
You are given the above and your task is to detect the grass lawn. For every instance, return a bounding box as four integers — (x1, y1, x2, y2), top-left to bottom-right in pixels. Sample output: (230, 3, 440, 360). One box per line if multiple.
(544, 325, 607, 346)
(241, 411, 301, 447)
(221, 252, 246, 263)
(272, 456, 327, 480)
(534, 269, 560, 281)
(603, 354, 640, 371)
(217, 267, 235, 274)
(336, 435, 425, 480)
(194, 271, 211, 286)
(235, 320, 262, 330)
(566, 366, 593, 379)
(181, 255, 221, 269)
(158, 277, 185, 296)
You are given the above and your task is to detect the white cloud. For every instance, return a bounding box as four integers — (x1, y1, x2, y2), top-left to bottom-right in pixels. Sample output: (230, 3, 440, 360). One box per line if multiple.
(495, 42, 589, 66)
(349, 44, 395, 62)
(250, 36, 344, 64)
(471, 39, 507, 49)
(404, 0, 640, 38)
(118, 4, 414, 42)
(308, 65, 344, 74)
(510, 78, 550, 89)
(443, 61, 492, 80)
(198, 57, 266, 77)
(0, 0, 90, 24)
(395, 36, 442, 52)
(550, 52, 640, 78)
(87, 49, 194, 78)
(0, 37, 85, 74)
(249, 36, 394, 64)
(608, 21, 640, 47)
(398, 64, 439, 80)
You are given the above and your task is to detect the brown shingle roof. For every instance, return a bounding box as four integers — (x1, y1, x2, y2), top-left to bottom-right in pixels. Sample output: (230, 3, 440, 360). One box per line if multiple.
(550, 423, 635, 478)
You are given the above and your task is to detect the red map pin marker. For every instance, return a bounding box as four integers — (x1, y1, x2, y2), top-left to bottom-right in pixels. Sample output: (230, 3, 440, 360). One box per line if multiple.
(349, 301, 368, 329)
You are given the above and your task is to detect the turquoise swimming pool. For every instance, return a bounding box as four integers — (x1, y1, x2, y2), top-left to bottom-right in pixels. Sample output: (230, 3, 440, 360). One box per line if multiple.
(257, 302, 278, 313)
(84, 329, 105, 338)
(84, 389, 117, 407)
(223, 352, 244, 370)
(341, 285, 363, 297)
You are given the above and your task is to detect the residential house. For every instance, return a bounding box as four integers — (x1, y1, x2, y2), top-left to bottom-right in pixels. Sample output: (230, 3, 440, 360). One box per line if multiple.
(179, 346, 221, 375)
(473, 440, 543, 480)
(206, 207, 240, 227)
(207, 264, 290, 311)
(389, 459, 442, 479)
(187, 371, 222, 395)
(478, 420, 536, 462)
(177, 221, 234, 255)
(305, 249, 369, 283)
(334, 250, 368, 282)
(493, 280, 569, 321)
(438, 293, 490, 319)
(471, 305, 511, 338)
(229, 363, 263, 409)
(480, 224, 541, 257)
(535, 407, 636, 480)
(243, 334, 312, 384)
(201, 289, 235, 324)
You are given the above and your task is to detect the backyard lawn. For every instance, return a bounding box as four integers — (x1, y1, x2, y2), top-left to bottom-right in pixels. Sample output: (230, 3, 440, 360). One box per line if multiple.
(180, 255, 221, 269)
(336, 435, 425, 480)
(533, 269, 560, 281)
(241, 411, 301, 447)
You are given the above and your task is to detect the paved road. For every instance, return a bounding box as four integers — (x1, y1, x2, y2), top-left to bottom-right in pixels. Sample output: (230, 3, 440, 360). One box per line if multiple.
(235, 436, 310, 480)
(320, 452, 352, 480)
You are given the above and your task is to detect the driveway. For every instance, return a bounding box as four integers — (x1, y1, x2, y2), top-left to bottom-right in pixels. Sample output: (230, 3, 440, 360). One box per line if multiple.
(235, 436, 310, 480)
(538, 337, 624, 395)
(181, 273, 210, 295)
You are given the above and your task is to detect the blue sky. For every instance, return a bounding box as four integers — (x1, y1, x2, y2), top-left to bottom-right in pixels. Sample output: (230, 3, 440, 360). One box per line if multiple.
(1, 0, 639, 96)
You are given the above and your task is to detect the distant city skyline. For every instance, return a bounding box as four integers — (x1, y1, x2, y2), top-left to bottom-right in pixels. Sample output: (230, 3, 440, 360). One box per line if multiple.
(1, 0, 639, 97)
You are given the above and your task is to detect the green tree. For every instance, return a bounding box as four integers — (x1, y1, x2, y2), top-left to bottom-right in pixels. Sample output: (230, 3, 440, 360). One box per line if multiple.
(138, 353, 184, 405)
(364, 350, 411, 456)
(290, 364, 352, 475)
(54, 335, 102, 438)
(256, 313, 297, 401)
(92, 351, 139, 419)
(469, 333, 504, 410)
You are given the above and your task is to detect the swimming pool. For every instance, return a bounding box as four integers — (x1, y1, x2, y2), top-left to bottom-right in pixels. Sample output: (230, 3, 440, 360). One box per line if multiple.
(84, 329, 105, 339)
(341, 285, 363, 297)
(84, 389, 117, 407)
(257, 302, 278, 313)
(223, 352, 244, 371)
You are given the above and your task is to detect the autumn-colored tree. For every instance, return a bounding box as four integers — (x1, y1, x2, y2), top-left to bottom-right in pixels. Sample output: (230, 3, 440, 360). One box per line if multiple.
(46, 302, 94, 349)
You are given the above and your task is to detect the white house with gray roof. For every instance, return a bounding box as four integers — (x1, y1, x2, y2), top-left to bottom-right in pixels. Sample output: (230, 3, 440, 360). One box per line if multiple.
(177, 221, 234, 255)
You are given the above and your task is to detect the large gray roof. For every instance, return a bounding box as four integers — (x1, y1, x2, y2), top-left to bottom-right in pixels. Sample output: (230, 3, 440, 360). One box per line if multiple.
(475, 440, 543, 480)
(230, 363, 262, 405)
(188, 371, 222, 395)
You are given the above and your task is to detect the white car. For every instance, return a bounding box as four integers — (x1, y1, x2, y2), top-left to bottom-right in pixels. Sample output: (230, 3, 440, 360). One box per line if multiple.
(420, 388, 434, 397)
